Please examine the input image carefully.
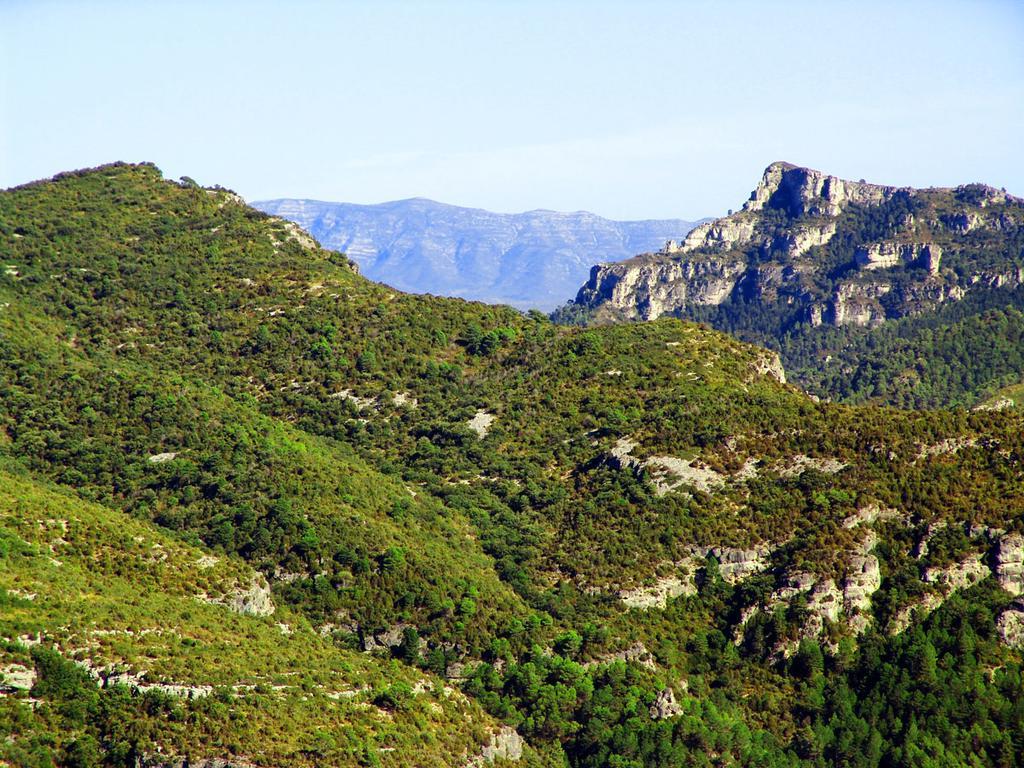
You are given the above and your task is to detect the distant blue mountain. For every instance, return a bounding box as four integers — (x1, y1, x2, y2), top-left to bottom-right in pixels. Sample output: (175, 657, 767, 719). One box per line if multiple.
(252, 197, 704, 310)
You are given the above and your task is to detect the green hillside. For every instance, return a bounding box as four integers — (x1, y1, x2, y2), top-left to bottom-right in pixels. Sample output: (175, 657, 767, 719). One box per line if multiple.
(0, 468, 538, 767)
(728, 294, 1024, 410)
(3, 164, 1024, 767)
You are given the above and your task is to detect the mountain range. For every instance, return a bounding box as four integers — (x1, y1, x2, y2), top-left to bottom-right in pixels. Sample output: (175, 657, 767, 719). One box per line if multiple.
(3, 163, 1024, 767)
(252, 197, 703, 310)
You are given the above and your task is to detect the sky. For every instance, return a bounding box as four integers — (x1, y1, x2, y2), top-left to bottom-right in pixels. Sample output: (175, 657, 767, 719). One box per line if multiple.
(1, 0, 1022, 220)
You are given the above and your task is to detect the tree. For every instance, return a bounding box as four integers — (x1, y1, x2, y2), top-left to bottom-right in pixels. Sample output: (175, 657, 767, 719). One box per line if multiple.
(356, 349, 377, 372)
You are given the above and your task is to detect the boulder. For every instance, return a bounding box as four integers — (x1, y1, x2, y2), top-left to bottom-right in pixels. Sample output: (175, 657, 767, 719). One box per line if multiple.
(361, 622, 414, 653)
(473, 726, 524, 764)
(0, 663, 36, 692)
(997, 599, 1024, 648)
(222, 574, 275, 616)
(649, 687, 682, 719)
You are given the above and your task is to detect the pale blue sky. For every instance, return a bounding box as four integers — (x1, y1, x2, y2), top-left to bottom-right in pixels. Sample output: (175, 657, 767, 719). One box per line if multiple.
(2, 0, 1022, 219)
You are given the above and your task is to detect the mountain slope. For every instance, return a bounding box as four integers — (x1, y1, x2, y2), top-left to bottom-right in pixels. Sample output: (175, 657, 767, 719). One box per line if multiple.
(3, 163, 1024, 766)
(0, 468, 529, 768)
(253, 197, 702, 310)
(563, 161, 1024, 407)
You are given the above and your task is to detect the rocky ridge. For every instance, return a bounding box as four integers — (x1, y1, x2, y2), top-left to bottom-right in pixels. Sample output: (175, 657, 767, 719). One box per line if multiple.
(572, 161, 1024, 328)
(612, 503, 1024, 658)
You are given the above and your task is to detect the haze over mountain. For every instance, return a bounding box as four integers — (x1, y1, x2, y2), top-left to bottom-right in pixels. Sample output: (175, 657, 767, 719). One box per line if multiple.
(253, 197, 703, 310)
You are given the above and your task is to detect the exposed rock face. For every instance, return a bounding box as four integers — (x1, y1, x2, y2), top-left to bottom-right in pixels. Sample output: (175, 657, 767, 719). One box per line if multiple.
(606, 437, 642, 471)
(743, 162, 897, 218)
(974, 396, 1016, 411)
(855, 242, 941, 274)
(717, 523, 1024, 649)
(843, 553, 882, 621)
(924, 554, 989, 591)
(361, 622, 414, 653)
(103, 672, 213, 699)
(618, 543, 777, 611)
(649, 687, 682, 719)
(618, 575, 696, 609)
(474, 727, 524, 764)
(773, 570, 818, 601)
(644, 455, 727, 496)
(571, 162, 1024, 330)
(890, 552, 991, 635)
(274, 218, 318, 251)
(584, 641, 658, 670)
(943, 212, 982, 233)
(606, 437, 766, 497)
(738, 530, 887, 650)
(803, 579, 844, 636)
(137, 755, 258, 768)
(752, 350, 786, 384)
(997, 599, 1024, 648)
(576, 255, 746, 321)
(0, 663, 36, 691)
(784, 222, 838, 257)
(843, 504, 903, 529)
(996, 533, 1024, 595)
(682, 217, 758, 252)
(711, 545, 771, 584)
(211, 574, 275, 617)
(254, 197, 703, 311)
(827, 282, 891, 327)
(777, 454, 846, 477)
(467, 410, 496, 438)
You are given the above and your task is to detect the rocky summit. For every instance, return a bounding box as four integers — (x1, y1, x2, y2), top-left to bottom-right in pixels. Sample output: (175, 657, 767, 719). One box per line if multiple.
(565, 162, 1024, 408)
(253, 197, 704, 311)
(574, 161, 1023, 326)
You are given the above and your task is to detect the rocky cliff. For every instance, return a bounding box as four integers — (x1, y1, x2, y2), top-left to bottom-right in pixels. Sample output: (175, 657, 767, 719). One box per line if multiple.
(572, 162, 1024, 328)
(254, 197, 704, 311)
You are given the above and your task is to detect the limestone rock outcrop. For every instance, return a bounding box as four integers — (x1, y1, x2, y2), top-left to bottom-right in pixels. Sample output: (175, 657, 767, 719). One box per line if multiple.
(682, 217, 758, 252)
(649, 687, 683, 719)
(471, 727, 524, 765)
(137, 755, 258, 768)
(996, 533, 1024, 596)
(361, 622, 415, 653)
(575, 255, 746, 321)
(855, 242, 941, 274)
(997, 599, 1024, 648)
(571, 161, 1024, 331)
(618, 575, 696, 609)
(711, 545, 772, 584)
(743, 161, 898, 218)
(843, 553, 882, 622)
(751, 350, 787, 384)
(0, 663, 36, 692)
(211, 574, 275, 617)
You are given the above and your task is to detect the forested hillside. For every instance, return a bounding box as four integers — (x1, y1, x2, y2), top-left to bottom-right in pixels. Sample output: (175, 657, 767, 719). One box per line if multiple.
(2, 164, 1024, 767)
